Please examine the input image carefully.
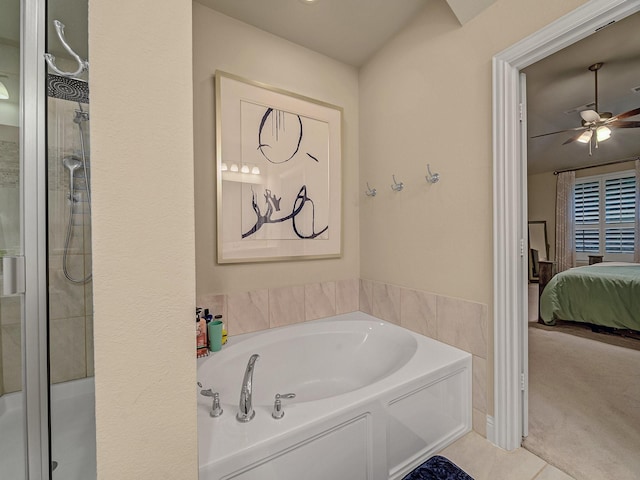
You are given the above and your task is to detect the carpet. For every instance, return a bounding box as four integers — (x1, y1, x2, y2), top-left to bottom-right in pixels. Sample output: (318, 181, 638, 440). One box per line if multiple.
(530, 321, 640, 352)
(524, 327, 640, 480)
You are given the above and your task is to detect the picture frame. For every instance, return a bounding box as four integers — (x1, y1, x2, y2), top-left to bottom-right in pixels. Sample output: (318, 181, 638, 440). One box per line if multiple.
(215, 71, 343, 264)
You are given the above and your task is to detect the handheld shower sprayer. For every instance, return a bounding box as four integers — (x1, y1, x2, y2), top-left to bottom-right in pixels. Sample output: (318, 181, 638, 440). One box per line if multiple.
(63, 155, 82, 202)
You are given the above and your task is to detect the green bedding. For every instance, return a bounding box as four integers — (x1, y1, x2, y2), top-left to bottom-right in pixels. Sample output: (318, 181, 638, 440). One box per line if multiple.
(540, 264, 640, 331)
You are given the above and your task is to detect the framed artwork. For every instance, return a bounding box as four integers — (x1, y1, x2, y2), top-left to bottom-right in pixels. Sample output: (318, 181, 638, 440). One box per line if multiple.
(215, 71, 343, 263)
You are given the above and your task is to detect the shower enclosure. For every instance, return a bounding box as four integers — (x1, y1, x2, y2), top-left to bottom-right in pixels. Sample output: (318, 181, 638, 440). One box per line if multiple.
(0, 0, 95, 478)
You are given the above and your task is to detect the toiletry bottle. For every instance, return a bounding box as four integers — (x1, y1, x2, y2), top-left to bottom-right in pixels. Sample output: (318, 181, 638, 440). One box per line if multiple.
(196, 307, 209, 358)
(215, 314, 228, 345)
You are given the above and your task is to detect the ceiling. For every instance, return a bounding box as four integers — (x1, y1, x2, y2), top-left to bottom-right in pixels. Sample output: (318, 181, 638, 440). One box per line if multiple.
(525, 11, 640, 174)
(195, 0, 428, 67)
(3, 0, 637, 173)
(199, 0, 639, 174)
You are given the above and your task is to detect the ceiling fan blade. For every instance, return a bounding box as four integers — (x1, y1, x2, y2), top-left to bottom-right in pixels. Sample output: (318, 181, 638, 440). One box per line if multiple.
(580, 109, 600, 122)
(609, 120, 640, 129)
(531, 126, 585, 139)
(607, 106, 640, 122)
(563, 130, 589, 145)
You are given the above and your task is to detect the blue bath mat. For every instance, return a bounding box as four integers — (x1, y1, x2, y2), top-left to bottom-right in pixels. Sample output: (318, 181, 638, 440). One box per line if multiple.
(402, 455, 474, 480)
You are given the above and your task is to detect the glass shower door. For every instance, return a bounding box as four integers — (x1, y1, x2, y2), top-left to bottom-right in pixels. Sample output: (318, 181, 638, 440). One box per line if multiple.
(0, 0, 26, 477)
(46, 1, 95, 478)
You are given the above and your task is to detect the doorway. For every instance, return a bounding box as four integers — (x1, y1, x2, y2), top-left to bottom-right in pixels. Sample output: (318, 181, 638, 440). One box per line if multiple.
(492, 0, 640, 451)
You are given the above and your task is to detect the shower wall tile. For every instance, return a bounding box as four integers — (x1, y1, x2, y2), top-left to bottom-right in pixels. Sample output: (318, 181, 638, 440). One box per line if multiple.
(359, 279, 374, 315)
(400, 287, 437, 338)
(270, 286, 305, 328)
(305, 282, 336, 321)
(49, 254, 87, 320)
(472, 355, 487, 414)
(436, 295, 488, 359)
(1, 324, 22, 393)
(0, 327, 3, 396)
(47, 190, 85, 255)
(84, 224, 92, 255)
(227, 290, 268, 335)
(0, 140, 19, 188)
(372, 282, 401, 325)
(0, 188, 20, 255)
(84, 277, 94, 316)
(335, 278, 359, 314)
(49, 316, 86, 384)
(86, 315, 94, 377)
(0, 295, 21, 326)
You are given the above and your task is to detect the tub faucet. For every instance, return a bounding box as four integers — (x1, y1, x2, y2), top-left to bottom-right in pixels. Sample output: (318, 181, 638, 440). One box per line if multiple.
(236, 353, 259, 422)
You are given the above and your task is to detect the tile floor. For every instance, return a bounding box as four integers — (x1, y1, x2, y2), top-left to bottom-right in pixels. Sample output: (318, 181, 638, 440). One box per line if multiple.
(439, 432, 574, 480)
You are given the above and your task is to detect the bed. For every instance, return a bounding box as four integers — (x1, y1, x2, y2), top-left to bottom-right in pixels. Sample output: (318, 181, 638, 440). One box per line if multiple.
(539, 262, 640, 331)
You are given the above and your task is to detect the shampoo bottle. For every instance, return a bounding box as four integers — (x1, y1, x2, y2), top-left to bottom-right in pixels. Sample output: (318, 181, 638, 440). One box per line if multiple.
(196, 307, 208, 358)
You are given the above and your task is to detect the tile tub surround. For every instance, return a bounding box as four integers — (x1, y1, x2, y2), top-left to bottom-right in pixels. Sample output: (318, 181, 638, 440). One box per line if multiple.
(197, 277, 488, 436)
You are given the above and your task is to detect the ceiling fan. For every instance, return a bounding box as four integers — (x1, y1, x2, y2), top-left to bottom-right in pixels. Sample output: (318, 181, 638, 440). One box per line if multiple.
(531, 62, 640, 155)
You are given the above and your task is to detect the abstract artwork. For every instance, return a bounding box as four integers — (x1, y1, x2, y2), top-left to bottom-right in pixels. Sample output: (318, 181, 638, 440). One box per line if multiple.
(215, 72, 342, 263)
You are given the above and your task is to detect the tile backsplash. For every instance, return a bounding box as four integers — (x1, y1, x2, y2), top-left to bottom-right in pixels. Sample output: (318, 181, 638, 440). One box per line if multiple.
(197, 277, 488, 437)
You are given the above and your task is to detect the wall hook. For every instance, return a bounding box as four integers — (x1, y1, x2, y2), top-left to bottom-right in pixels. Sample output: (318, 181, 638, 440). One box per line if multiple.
(391, 175, 404, 192)
(44, 20, 89, 78)
(425, 164, 440, 184)
(365, 182, 377, 197)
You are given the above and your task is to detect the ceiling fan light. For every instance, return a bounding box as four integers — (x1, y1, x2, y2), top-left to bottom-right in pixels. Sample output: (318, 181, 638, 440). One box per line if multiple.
(596, 126, 611, 142)
(577, 130, 592, 143)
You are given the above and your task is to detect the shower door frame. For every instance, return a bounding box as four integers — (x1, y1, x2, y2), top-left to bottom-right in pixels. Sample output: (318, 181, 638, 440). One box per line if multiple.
(21, 0, 51, 478)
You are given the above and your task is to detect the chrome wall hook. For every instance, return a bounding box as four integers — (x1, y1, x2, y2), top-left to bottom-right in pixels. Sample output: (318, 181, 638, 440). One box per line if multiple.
(44, 20, 89, 78)
(391, 175, 404, 192)
(365, 182, 377, 197)
(425, 164, 440, 184)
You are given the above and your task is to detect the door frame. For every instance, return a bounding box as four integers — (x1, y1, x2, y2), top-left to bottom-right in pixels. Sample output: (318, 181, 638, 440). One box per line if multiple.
(22, 0, 50, 477)
(491, 0, 640, 450)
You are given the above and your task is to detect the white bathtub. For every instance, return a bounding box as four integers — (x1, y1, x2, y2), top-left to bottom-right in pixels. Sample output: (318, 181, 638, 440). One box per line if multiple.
(197, 312, 471, 480)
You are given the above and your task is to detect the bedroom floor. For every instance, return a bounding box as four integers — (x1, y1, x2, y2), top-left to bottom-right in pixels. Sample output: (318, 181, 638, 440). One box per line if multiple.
(524, 326, 640, 479)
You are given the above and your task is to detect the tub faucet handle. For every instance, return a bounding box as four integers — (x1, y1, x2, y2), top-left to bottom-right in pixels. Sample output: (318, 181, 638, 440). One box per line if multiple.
(198, 382, 223, 417)
(272, 393, 296, 419)
(198, 382, 214, 397)
(209, 392, 223, 417)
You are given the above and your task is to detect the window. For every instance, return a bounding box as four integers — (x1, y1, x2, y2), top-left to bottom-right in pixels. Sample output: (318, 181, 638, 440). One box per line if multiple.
(574, 170, 636, 261)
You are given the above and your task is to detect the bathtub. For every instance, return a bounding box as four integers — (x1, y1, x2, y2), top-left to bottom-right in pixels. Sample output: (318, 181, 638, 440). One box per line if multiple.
(197, 312, 471, 480)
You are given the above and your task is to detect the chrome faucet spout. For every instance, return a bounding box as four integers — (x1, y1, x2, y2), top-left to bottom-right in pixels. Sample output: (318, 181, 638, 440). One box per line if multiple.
(236, 353, 259, 422)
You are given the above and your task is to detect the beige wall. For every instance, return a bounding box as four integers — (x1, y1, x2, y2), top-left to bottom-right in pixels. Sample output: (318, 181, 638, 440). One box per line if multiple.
(192, 4, 360, 298)
(86, 0, 592, 476)
(90, 0, 197, 478)
(575, 161, 636, 178)
(359, 0, 585, 303)
(359, 0, 586, 419)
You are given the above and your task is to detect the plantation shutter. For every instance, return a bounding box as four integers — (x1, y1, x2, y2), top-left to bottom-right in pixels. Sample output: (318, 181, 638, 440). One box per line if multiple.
(574, 180, 599, 252)
(605, 176, 635, 253)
